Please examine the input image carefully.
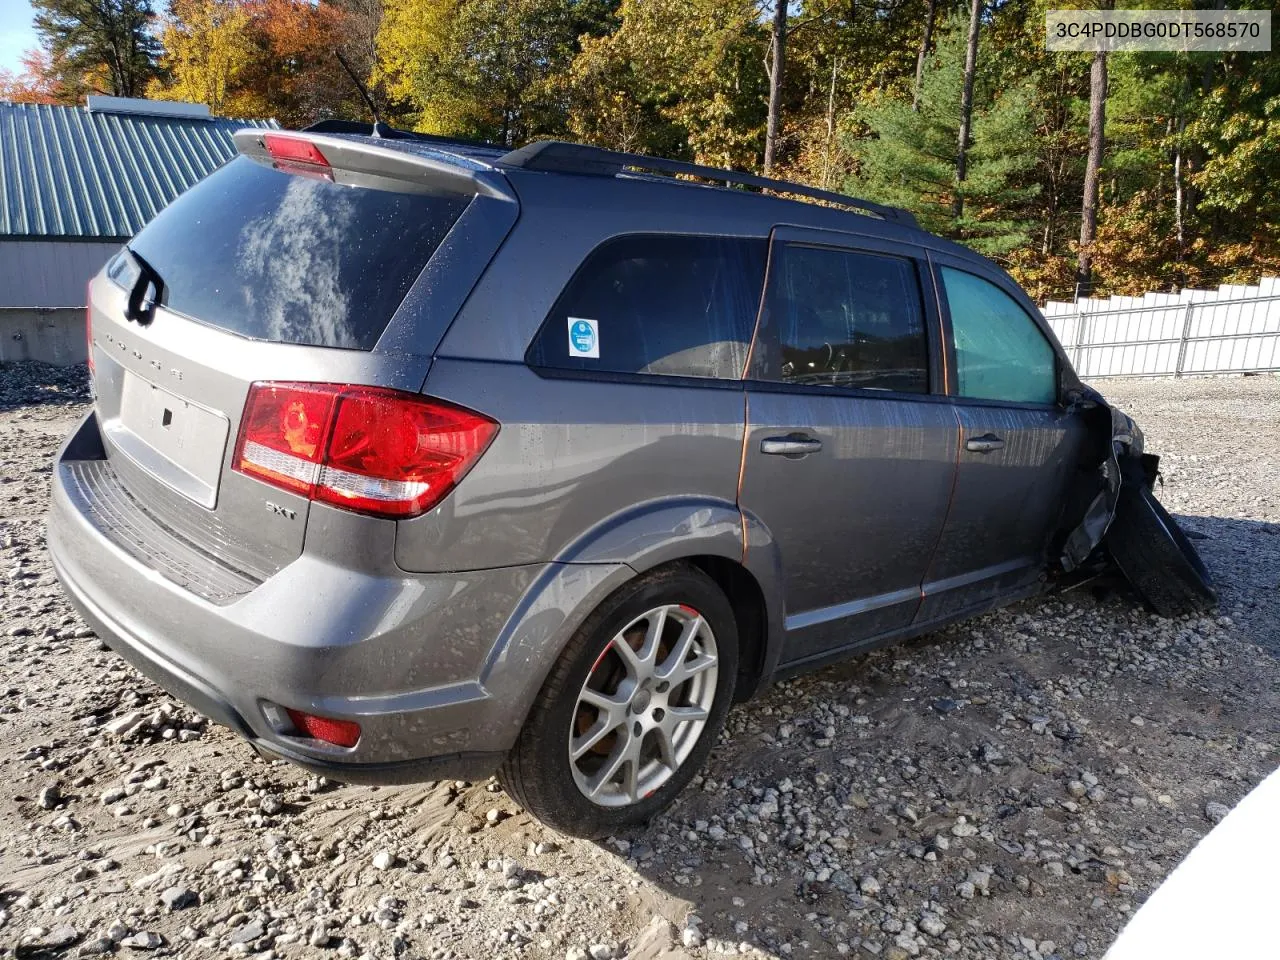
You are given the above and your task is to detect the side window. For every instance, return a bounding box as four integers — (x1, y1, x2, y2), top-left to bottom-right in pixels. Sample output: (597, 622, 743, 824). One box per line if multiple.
(941, 267, 1057, 404)
(755, 244, 930, 394)
(527, 234, 768, 380)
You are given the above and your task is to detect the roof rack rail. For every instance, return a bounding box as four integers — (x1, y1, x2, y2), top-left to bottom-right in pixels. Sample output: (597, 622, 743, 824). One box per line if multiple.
(499, 140, 918, 228)
(302, 119, 501, 153)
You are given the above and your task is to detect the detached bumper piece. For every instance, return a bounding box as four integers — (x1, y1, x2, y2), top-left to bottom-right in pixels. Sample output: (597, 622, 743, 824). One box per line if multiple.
(1056, 393, 1216, 617)
(1106, 483, 1217, 618)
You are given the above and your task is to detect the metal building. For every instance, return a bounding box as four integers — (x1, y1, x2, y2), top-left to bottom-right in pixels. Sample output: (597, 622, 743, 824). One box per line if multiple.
(0, 96, 276, 364)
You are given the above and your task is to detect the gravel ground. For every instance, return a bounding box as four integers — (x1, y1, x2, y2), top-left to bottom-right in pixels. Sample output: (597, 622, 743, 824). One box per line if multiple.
(1, 363, 1277, 960)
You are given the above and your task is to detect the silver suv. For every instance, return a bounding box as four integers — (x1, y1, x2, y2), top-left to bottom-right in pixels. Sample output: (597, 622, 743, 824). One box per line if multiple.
(48, 125, 1209, 836)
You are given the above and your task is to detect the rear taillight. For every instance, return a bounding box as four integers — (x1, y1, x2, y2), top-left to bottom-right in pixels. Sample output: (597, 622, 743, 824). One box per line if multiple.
(263, 134, 332, 180)
(232, 382, 498, 519)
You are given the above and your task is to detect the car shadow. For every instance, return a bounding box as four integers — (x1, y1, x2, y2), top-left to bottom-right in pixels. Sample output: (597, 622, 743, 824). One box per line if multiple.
(583, 511, 1279, 957)
(1171, 512, 1279, 654)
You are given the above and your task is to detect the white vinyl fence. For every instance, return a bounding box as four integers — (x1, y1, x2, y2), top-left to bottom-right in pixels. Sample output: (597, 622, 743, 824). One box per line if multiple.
(1042, 276, 1280, 378)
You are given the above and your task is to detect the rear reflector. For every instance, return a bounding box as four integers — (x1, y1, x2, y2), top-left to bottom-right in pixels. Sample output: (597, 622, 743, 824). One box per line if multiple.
(285, 708, 361, 748)
(233, 382, 498, 519)
(263, 134, 332, 179)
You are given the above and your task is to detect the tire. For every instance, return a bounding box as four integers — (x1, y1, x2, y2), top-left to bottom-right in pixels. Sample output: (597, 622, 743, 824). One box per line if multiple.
(1106, 484, 1217, 617)
(498, 563, 738, 838)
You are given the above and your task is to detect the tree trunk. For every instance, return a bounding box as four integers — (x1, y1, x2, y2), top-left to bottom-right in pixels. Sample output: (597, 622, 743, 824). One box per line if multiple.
(913, 0, 938, 112)
(763, 0, 789, 175)
(822, 56, 838, 188)
(953, 0, 982, 220)
(1077, 47, 1108, 297)
(1173, 113, 1187, 286)
(1042, 170, 1058, 256)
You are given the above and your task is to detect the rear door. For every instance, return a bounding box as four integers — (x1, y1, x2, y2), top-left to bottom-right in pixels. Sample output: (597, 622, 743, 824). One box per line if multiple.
(87, 135, 515, 580)
(738, 226, 958, 665)
(915, 254, 1088, 622)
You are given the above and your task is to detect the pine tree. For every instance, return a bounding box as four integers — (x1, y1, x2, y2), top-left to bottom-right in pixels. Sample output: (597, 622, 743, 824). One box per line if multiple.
(847, 20, 1039, 258)
(31, 0, 160, 98)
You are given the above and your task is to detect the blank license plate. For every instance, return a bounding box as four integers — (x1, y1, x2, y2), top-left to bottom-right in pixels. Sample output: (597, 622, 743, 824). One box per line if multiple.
(115, 372, 229, 507)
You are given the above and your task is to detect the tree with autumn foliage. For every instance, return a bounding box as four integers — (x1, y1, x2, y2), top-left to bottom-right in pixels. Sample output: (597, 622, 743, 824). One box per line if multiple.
(150, 0, 364, 125)
(564, 0, 767, 168)
(377, 0, 616, 145)
(0, 49, 69, 104)
(149, 0, 252, 114)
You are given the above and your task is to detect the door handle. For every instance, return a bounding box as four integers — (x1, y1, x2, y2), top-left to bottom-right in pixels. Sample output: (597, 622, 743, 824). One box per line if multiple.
(761, 434, 823, 456)
(965, 434, 1006, 453)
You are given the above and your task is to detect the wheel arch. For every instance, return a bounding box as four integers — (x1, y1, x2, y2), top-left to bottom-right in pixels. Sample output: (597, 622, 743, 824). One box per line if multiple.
(487, 498, 787, 753)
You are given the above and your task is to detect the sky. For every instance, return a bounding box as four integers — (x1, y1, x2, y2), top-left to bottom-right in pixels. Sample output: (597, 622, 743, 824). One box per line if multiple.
(0, 0, 39, 74)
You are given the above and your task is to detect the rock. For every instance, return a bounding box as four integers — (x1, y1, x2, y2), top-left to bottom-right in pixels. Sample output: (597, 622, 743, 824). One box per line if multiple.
(966, 870, 992, 896)
(160, 886, 199, 910)
(1066, 780, 1087, 798)
(78, 937, 114, 955)
(588, 945, 614, 960)
(951, 818, 979, 838)
(229, 921, 265, 946)
(104, 712, 140, 735)
(32, 925, 80, 949)
(100, 786, 126, 805)
(1205, 801, 1231, 823)
(38, 784, 61, 809)
(566, 948, 589, 960)
(122, 931, 164, 950)
(625, 917, 678, 960)
(859, 876, 881, 896)
(309, 922, 332, 948)
(106, 922, 130, 942)
(919, 913, 947, 937)
(371, 850, 397, 870)
(682, 926, 705, 948)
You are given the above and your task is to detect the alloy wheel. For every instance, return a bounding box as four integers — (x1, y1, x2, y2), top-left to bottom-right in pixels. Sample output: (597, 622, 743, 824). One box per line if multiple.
(568, 603, 719, 807)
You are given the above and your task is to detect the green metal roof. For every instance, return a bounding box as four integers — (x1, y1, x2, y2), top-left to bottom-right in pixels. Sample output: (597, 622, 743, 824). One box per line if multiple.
(0, 100, 277, 239)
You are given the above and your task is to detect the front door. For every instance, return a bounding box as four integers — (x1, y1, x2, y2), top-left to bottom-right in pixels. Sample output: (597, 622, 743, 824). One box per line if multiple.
(916, 257, 1088, 623)
(738, 227, 958, 666)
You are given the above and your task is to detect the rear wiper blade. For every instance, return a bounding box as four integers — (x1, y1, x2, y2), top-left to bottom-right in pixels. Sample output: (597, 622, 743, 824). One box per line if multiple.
(123, 248, 165, 327)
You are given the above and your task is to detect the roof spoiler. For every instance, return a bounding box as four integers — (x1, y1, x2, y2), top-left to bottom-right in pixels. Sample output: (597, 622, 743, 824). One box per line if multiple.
(499, 140, 919, 227)
(232, 129, 516, 201)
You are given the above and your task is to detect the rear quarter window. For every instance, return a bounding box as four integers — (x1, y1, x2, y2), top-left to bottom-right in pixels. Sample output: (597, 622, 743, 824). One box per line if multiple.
(527, 234, 768, 380)
(118, 156, 471, 350)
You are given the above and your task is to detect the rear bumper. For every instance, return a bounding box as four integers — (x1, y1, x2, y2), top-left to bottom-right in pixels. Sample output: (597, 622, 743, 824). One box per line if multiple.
(47, 411, 625, 782)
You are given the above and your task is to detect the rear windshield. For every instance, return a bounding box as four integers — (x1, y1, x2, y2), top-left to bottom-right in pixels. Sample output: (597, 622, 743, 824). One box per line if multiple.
(116, 156, 471, 349)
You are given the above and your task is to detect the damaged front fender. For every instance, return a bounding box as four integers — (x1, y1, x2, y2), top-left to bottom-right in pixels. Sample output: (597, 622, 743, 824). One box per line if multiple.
(1056, 386, 1215, 616)
(1059, 391, 1144, 573)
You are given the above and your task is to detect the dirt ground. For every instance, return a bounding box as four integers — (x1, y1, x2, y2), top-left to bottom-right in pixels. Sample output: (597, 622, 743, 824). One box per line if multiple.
(1, 367, 1277, 960)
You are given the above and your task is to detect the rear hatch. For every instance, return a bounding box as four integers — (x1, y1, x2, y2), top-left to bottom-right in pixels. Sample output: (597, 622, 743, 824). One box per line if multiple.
(86, 131, 517, 584)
